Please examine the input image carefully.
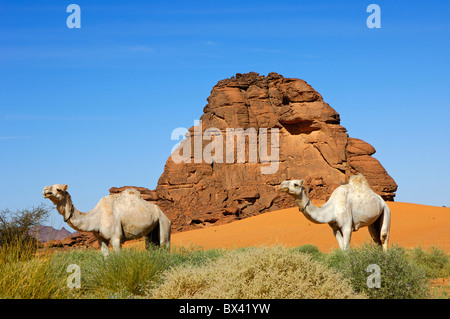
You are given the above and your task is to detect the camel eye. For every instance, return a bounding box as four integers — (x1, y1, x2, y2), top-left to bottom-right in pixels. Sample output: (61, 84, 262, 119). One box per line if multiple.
(294, 183, 299, 187)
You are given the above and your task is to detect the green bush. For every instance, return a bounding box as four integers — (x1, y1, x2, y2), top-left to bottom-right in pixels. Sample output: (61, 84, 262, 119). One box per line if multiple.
(407, 246, 450, 280)
(151, 246, 366, 299)
(325, 243, 430, 299)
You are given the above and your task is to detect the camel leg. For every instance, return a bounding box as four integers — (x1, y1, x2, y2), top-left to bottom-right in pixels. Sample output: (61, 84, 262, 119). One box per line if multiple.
(332, 227, 345, 250)
(145, 212, 171, 250)
(368, 219, 382, 247)
(368, 206, 390, 251)
(159, 214, 171, 248)
(341, 227, 352, 250)
(110, 237, 122, 253)
(99, 239, 110, 258)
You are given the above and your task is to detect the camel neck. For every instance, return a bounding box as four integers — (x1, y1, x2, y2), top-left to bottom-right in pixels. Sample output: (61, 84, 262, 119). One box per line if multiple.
(58, 194, 96, 233)
(295, 190, 334, 224)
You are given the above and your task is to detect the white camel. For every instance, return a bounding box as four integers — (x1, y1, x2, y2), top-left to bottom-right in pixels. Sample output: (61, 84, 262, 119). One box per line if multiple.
(43, 184, 171, 256)
(280, 174, 390, 250)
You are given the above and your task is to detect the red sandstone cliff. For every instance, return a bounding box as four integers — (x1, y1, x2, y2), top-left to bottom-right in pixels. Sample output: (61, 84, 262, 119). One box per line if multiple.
(111, 72, 397, 232)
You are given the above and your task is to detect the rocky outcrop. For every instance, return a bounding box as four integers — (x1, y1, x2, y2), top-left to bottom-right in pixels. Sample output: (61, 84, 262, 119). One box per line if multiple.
(110, 72, 397, 232)
(42, 232, 98, 250)
(109, 186, 158, 201)
(346, 138, 397, 198)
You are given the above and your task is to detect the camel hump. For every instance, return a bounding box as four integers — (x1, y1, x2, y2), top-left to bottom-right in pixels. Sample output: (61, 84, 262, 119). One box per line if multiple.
(348, 173, 371, 189)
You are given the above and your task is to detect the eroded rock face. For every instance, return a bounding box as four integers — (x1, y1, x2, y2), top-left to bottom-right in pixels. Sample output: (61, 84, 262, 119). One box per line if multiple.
(110, 72, 397, 232)
(41, 232, 98, 250)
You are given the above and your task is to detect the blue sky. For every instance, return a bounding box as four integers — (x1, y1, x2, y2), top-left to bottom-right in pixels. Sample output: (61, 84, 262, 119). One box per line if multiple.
(0, 1, 449, 230)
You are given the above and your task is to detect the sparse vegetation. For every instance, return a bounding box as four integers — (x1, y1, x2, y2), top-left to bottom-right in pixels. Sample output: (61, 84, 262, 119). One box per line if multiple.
(0, 221, 448, 299)
(49, 245, 224, 298)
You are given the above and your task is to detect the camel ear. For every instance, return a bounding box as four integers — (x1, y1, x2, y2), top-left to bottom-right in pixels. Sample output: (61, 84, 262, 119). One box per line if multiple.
(62, 184, 69, 191)
(299, 179, 305, 186)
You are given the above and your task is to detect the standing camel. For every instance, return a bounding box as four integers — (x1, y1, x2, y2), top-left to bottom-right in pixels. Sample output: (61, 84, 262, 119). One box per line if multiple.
(43, 184, 171, 257)
(280, 174, 390, 250)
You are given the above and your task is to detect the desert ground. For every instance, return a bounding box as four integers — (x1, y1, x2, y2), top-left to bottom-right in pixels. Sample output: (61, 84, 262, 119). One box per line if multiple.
(170, 202, 450, 252)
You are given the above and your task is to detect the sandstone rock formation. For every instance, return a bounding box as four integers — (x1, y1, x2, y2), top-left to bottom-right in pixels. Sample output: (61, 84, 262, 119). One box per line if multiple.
(110, 72, 397, 232)
(42, 232, 98, 250)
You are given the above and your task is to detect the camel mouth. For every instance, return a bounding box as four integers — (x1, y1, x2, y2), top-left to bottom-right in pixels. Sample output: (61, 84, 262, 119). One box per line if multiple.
(43, 192, 53, 198)
(279, 186, 289, 192)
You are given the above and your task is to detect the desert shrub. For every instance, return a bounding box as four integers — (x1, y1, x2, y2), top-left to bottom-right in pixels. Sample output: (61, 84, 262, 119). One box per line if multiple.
(151, 245, 366, 299)
(325, 243, 429, 299)
(407, 246, 449, 280)
(0, 204, 51, 263)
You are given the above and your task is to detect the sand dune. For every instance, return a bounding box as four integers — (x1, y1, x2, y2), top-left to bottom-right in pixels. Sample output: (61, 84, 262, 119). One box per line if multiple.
(172, 202, 450, 252)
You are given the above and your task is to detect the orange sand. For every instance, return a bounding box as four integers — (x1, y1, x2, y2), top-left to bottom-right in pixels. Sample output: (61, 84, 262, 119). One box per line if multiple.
(171, 202, 450, 252)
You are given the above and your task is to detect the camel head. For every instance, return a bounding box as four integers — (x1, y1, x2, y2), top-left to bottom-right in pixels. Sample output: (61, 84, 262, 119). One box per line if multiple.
(279, 179, 305, 197)
(43, 184, 69, 204)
